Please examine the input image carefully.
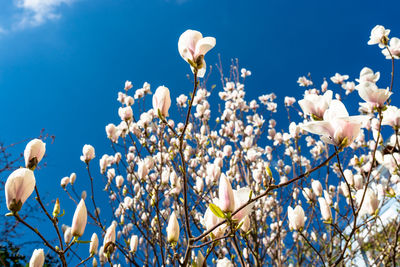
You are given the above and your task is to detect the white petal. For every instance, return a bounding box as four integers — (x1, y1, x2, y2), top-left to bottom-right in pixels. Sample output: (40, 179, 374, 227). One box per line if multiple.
(195, 37, 216, 58)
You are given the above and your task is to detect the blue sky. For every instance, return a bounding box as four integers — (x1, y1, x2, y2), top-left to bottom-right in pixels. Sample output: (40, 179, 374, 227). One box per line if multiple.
(0, 0, 399, 262)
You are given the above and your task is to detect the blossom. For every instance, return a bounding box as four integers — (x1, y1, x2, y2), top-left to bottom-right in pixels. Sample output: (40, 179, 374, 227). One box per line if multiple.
(311, 180, 323, 197)
(29, 249, 44, 267)
(71, 198, 87, 237)
(367, 25, 390, 48)
(203, 204, 226, 238)
(330, 73, 349, 84)
(218, 175, 235, 212)
(216, 257, 234, 267)
(232, 187, 254, 222)
(152, 86, 171, 117)
(118, 106, 133, 121)
(130, 235, 138, 254)
(287, 205, 306, 231)
(178, 29, 216, 78)
(382, 105, 400, 128)
(356, 188, 379, 217)
(298, 90, 332, 120)
(103, 222, 117, 253)
(124, 80, 133, 91)
(301, 100, 368, 146)
(355, 81, 391, 108)
(356, 67, 380, 83)
(80, 144, 95, 163)
(5, 168, 36, 212)
(24, 139, 46, 169)
(90, 233, 99, 255)
(318, 197, 332, 221)
(297, 76, 312, 87)
(382, 37, 400, 59)
(166, 211, 179, 243)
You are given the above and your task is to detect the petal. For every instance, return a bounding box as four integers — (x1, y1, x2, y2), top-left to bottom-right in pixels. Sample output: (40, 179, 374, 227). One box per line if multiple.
(195, 37, 216, 58)
(323, 100, 348, 121)
(301, 121, 333, 137)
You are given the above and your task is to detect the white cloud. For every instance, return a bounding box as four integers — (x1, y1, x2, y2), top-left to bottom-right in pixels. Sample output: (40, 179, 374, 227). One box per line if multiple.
(14, 0, 75, 28)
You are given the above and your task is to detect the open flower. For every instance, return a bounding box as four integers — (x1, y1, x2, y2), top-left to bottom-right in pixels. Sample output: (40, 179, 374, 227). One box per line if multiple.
(356, 67, 380, 83)
(178, 29, 216, 78)
(382, 105, 400, 129)
(367, 25, 390, 48)
(24, 139, 46, 169)
(382, 37, 400, 59)
(80, 144, 95, 163)
(298, 90, 332, 120)
(5, 168, 36, 213)
(301, 100, 368, 146)
(355, 81, 391, 109)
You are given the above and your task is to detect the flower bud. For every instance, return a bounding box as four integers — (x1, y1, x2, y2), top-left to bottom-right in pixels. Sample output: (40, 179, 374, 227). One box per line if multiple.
(311, 180, 323, 197)
(218, 175, 235, 213)
(318, 197, 332, 221)
(24, 139, 46, 170)
(80, 144, 95, 163)
(29, 248, 45, 267)
(52, 198, 60, 217)
(152, 86, 171, 118)
(90, 233, 99, 255)
(70, 173, 76, 185)
(64, 226, 72, 244)
(60, 177, 70, 188)
(166, 211, 179, 243)
(5, 168, 36, 213)
(130, 235, 138, 254)
(287, 205, 306, 231)
(92, 257, 98, 267)
(71, 199, 87, 237)
(103, 222, 117, 254)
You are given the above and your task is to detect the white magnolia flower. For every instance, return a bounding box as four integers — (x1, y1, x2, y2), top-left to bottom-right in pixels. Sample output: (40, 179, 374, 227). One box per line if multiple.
(382, 37, 400, 59)
(166, 211, 180, 243)
(356, 188, 379, 217)
(5, 168, 36, 212)
(287, 205, 306, 230)
(367, 25, 390, 48)
(298, 90, 333, 120)
(355, 81, 391, 108)
(178, 29, 216, 77)
(24, 139, 46, 169)
(29, 249, 45, 267)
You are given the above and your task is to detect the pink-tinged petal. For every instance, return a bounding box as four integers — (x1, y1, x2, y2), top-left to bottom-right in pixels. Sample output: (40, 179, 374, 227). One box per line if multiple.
(178, 30, 202, 61)
(197, 59, 206, 78)
(232, 188, 253, 221)
(218, 175, 235, 212)
(194, 37, 216, 58)
(298, 99, 313, 115)
(301, 121, 333, 137)
(323, 100, 348, 121)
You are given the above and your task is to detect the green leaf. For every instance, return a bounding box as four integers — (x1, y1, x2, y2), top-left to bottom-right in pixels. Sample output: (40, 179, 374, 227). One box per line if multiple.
(209, 203, 225, 219)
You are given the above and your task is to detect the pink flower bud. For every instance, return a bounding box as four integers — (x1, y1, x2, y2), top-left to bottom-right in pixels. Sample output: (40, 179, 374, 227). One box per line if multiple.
(318, 197, 332, 221)
(218, 175, 235, 213)
(311, 180, 323, 197)
(5, 168, 36, 212)
(90, 233, 99, 255)
(130, 235, 138, 253)
(167, 211, 179, 243)
(71, 199, 87, 237)
(80, 144, 95, 163)
(287, 205, 306, 231)
(152, 86, 171, 118)
(29, 248, 44, 267)
(103, 222, 117, 253)
(24, 139, 46, 170)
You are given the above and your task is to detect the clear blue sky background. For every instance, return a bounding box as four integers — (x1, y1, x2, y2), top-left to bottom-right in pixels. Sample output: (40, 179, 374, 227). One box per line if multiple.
(0, 0, 399, 262)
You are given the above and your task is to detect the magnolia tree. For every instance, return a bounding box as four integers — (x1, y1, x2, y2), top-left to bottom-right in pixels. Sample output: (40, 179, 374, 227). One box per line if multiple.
(4, 26, 400, 267)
